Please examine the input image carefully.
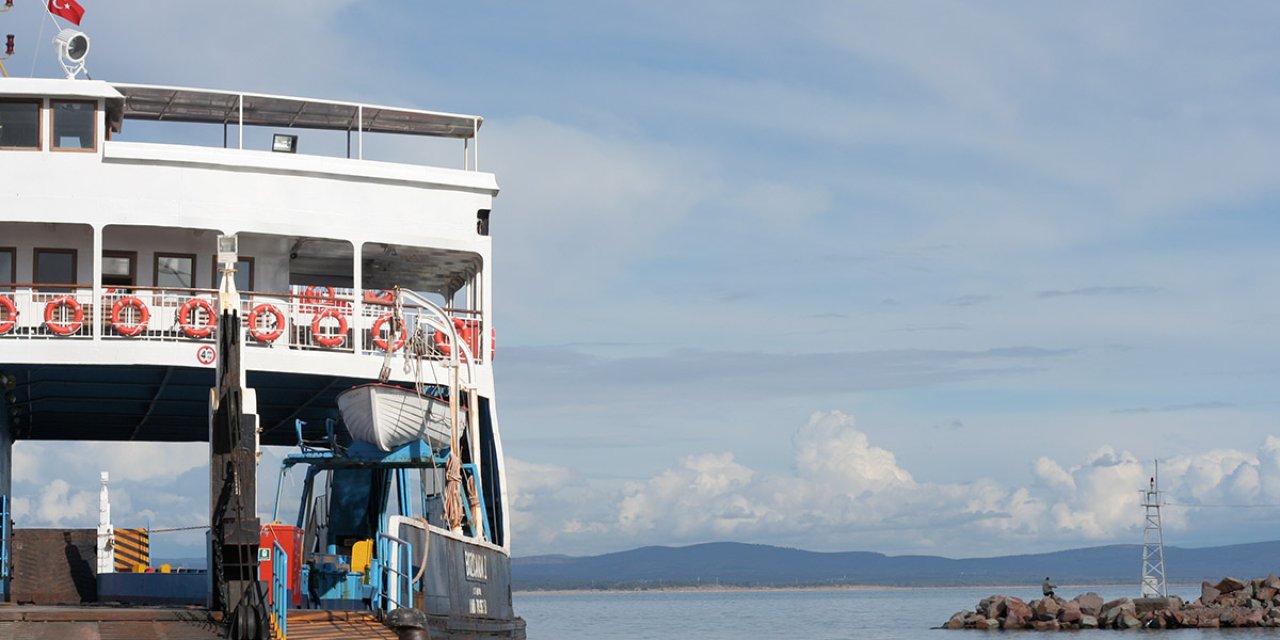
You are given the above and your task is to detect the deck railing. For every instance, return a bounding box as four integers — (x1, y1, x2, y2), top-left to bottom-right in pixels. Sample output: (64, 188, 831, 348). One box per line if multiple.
(270, 540, 288, 640)
(372, 532, 414, 613)
(0, 495, 9, 601)
(0, 284, 488, 363)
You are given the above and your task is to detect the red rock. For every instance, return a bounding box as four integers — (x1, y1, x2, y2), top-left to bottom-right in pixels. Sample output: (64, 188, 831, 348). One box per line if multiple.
(1032, 620, 1060, 631)
(1217, 577, 1247, 593)
(1119, 612, 1142, 629)
(1006, 598, 1033, 622)
(1003, 612, 1026, 629)
(1075, 592, 1104, 617)
(1241, 609, 1265, 627)
(1059, 600, 1082, 624)
(1198, 616, 1220, 628)
(1201, 582, 1220, 605)
(975, 618, 1000, 630)
(1079, 615, 1098, 629)
(1259, 586, 1277, 602)
(1035, 597, 1061, 621)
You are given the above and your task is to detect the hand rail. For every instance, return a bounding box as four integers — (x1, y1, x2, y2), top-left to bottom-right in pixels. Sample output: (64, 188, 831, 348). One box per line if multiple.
(0, 495, 9, 600)
(271, 540, 288, 639)
(373, 532, 414, 613)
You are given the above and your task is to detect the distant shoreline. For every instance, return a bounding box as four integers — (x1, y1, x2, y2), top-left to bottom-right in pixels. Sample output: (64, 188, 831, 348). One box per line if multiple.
(515, 582, 1178, 596)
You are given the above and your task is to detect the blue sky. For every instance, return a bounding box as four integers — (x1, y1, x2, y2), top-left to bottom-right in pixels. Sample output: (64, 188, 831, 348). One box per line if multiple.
(6, 1, 1280, 559)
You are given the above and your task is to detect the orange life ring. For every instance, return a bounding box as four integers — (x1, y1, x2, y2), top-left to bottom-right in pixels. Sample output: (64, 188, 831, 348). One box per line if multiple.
(310, 308, 348, 348)
(433, 318, 473, 357)
(363, 289, 395, 305)
(110, 296, 150, 337)
(44, 295, 83, 336)
(248, 303, 285, 344)
(371, 313, 406, 352)
(178, 298, 217, 339)
(304, 285, 334, 299)
(0, 296, 17, 335)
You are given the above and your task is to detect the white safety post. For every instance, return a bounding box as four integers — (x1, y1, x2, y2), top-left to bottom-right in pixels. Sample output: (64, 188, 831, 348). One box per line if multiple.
(96, 471, 114, 574)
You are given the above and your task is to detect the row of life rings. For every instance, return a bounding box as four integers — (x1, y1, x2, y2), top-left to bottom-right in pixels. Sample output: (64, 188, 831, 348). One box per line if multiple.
(0, 294, 496, 358)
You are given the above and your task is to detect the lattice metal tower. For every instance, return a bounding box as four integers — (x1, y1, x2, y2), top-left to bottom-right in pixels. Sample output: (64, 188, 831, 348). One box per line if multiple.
(1140, 461, 1167, 597)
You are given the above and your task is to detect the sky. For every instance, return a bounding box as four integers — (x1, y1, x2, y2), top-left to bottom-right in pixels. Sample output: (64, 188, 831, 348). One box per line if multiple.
(5, 1, 1280, 561)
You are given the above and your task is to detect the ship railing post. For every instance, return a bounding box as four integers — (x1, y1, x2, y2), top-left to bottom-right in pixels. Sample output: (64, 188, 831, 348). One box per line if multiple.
(0, 494, 9, 602)
(91, 224, 102, 341)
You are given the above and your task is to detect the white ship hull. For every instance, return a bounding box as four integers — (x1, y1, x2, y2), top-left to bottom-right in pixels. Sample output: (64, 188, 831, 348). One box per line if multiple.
(337, 383, 456, 451)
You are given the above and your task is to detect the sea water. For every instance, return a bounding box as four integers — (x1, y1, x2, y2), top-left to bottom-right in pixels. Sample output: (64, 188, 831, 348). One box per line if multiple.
(516, 585, 1260, 639)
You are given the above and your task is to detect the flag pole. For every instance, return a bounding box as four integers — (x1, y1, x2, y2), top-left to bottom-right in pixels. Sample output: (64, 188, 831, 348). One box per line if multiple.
(34, 0, 65, 31)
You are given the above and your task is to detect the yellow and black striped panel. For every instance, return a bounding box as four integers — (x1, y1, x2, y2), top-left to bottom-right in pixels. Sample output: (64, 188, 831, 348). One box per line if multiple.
(114, 528, 150, 572)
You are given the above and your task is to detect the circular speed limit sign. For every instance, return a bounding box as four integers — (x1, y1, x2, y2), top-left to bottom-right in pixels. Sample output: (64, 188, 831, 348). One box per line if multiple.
(196, 345, 217, 366)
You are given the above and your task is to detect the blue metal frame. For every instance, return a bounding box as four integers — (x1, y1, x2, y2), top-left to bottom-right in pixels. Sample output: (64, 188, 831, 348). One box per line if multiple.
(271, 540, 288, 639)
(461, 463, 492, 541)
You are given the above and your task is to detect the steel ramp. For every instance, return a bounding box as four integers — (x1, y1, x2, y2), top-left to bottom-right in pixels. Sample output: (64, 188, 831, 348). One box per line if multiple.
(281, 609, 397, 639)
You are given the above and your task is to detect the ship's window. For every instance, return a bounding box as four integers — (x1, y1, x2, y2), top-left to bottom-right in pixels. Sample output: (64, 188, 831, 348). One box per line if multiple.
(0, 247, 14, 290)
(154, 253, 196, 289)
(51, 101, 96, 151)
(0, 100, 41, 150)
(102, 251, 137, 289)
(211, 256, 254, 292)
(34, 248, 77, 293)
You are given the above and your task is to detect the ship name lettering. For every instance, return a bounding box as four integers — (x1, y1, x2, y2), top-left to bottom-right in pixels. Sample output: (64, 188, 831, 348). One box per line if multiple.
(464, 549, 488, 581)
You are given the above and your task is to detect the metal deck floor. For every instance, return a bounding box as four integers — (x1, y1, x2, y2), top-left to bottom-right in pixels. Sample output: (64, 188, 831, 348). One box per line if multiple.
(0, 605, 224, 639)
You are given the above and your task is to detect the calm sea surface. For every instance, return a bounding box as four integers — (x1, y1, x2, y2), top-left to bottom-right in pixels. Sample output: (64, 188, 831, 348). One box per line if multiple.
(515, 585, 1270, 639)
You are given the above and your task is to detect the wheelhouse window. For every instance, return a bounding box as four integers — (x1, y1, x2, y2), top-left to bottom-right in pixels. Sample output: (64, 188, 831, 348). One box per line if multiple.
(34, 248, 77, 293)
(155, 253, 196, 289)
(51, 101, 96, 151)
(0, 247, 14, 291)
(0, 100, 41, 150)
(102, 251, 137, 289)
(211, 256, 254, 292)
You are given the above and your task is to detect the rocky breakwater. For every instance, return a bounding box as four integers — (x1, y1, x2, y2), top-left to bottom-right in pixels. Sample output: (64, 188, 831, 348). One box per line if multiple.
(944, 576, 1280, 630)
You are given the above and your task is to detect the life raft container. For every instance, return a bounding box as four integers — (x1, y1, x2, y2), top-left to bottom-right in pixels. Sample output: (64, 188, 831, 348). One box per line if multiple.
(110, 296, 150, 337)
(0, 296, 17, 335)
(44, 295, 84, 336)
(363, 289, 395, 305)
(248, 303, 285, 344)
(178, 298, 217, 339)
(311, 308, 348, 348)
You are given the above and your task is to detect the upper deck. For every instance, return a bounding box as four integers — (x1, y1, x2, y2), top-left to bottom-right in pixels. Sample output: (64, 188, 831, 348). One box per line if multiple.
(0, 78, 501, 444)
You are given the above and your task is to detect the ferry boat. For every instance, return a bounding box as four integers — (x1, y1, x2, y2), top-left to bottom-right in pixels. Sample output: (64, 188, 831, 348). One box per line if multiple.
(0, 27, 523, 640)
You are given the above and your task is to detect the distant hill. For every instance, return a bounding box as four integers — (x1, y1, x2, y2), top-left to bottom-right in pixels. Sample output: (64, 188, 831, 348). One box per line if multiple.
(513, 541, 1280, 590)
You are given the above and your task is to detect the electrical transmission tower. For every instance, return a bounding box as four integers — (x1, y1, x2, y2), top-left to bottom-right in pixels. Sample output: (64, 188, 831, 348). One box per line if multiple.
(1140, 461, 1167, 597)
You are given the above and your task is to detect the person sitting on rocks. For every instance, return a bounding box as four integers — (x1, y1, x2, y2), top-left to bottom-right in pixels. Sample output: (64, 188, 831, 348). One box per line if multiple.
(1042, 576, 1056, 598)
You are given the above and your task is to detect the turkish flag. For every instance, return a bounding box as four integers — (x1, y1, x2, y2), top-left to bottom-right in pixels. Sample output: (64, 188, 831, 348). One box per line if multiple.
(48, 0, 85, 25)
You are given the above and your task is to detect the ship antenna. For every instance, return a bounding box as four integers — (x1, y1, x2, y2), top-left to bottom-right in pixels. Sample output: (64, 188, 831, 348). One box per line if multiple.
(1140, 459, 1168, 598)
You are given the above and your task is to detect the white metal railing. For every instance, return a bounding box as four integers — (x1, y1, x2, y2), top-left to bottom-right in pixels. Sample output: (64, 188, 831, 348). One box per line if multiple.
(0, 286, 95, 339)
(0, 285, 490, 363)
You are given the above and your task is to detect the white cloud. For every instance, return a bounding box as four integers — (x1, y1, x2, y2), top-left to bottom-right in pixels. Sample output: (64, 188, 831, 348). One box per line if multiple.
(509, 411, 1280, 557)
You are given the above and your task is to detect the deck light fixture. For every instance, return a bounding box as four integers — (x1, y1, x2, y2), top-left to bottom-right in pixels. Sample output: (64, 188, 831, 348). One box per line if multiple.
(271, 133, 298, 153)
(217, 235, 239, 267)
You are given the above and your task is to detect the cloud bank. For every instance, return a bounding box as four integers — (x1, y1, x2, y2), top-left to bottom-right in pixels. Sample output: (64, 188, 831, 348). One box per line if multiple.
(508, 411, 1280, 557)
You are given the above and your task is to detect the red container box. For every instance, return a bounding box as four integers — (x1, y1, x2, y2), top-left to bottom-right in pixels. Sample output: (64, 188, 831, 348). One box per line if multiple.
(259, 524, 304, 607)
